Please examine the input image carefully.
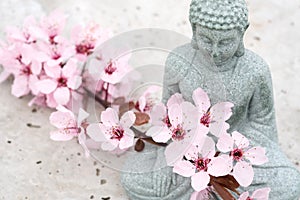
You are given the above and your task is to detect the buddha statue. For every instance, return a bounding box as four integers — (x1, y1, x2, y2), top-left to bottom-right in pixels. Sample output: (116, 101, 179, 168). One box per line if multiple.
(121, 0, 300, 199)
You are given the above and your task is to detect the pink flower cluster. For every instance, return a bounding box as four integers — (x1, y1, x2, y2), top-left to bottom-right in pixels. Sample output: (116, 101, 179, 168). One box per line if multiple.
(0, 10, 133, 109)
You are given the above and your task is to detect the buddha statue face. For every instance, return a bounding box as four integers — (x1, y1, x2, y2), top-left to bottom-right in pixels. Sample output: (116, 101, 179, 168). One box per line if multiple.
(189, 0, 249, 68)
(195, 25, 242, 67)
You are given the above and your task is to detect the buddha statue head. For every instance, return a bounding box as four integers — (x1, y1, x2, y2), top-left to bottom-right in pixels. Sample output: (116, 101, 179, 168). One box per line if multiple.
(189, 0, 249, 68)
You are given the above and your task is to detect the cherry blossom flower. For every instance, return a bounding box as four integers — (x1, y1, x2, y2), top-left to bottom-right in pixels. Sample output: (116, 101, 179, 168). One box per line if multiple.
(135, 85, 161, 114)
(87, 108, 136, 151)
(88, 48, 132, 84)
(216, 131, 268, 187)
(238, 188, 271, 200)
(49, 106, 89, 141)
(173, 136, 232, 191)
(146, 93, 197, 165)
(37, 58, 82, 106)
(5, 16, 38, 44)
(192, 87, 233, 137)
(0, 43, 43, 97)
(71, 22, 111, 62)
(38, 10, 67, 44)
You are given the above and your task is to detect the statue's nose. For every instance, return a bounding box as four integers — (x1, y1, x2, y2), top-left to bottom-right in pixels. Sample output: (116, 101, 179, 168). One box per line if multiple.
(211, 44, 220, 58)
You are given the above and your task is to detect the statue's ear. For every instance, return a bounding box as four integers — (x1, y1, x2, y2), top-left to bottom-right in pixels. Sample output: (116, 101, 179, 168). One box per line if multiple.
(235, 24, 249, 57)
(235, 38, 245, 57)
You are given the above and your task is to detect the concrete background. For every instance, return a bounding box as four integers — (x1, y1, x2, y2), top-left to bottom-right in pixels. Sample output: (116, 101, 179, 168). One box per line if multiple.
(0, 0, 299, 199)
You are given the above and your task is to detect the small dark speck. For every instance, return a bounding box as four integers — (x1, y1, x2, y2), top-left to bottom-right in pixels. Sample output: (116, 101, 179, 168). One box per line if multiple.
(101, 197, 110, 200)
(77, 152, 81, 156)
(66, 158, 69, 162)
(25, 197, 28, 199)
(31, 108, 37, 113)
(93, 161, 97, 166)
(56, 170, 60, 173)
(96, 168, 100, 176)
(253, 36, 261, 41)
(7, 140, 12, 144)
(49, 172, 52, 175)
(296, 162, 299, 166)
(281, 90, 287, 94)
(100, 179, 107, 185)
(90, 195, 94, 199)
(36, 161, 42, 164)
(78, 163, 81, 167)
(27, 123, 41, 128)
(136, 6, 141, 10)
(19, 149, 22, 151)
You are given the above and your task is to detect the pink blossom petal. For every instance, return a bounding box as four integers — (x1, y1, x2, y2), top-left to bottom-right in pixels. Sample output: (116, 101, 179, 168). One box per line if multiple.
(119, 130, 134, 149)
(210, 102, 234, 121)
(150, 103, 166, 126)
(165, 140, 192, 166)
(207, 155, 232, 177)
(46, 93, 58, 108)
(181, 102, 198, 130)
(49, 109, 75, 129)
(37, 79, 57, 94)
(194, 125, 210, 142)
(199, 136, 215, 158)
(184, 144, 199, 160)
(216, 133, 234, 153)
(86, 123, 107, 142)
(251, 187, 271, 200)
(67, 75, 82, 90)
(62, 58, 78, 78)
(146, 126, 171, 143)
(238, 192, 250, 200)
(173, 160, 195, 177)
(50, 130, 74, 141)
(192, 87, 210, 113)
(12, 75, 29, 97)
(167, 93, 184, 108)
(191, 171, 210, 192)
(30, 60, 42, 75)
(101, 108, 119, 126)
(209, 121, 230, 137)
(138, 96, 146, 112)
(120, 111, 136, 128)
(28, 75, 39, 95)
(232, 131, 249, 149)
(44, 64, 61, 78)
(54, 87, 70, 105)
(232, 161, 254, 187)
(244, 147, 268, 165)
(77, 108, 89, 125)
(168, 103, 183, 127)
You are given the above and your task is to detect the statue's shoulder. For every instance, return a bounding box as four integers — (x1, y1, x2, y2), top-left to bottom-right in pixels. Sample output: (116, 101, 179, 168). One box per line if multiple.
(164, 43, 195, 84)
(239, 49, 271, 80)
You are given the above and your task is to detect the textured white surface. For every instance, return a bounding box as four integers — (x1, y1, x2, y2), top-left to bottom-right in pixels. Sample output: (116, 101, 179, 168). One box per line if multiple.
(0, 0, 299, 199)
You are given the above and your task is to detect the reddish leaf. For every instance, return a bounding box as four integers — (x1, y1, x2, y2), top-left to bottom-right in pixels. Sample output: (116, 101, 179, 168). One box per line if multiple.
(134, 112, 150, 126)
(119, 101, 135, 116)
(211, 180, 236, 200)
(141, 137, 168, 147)
(211, 175, 240, 194)
(135, 139, 145, 152)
